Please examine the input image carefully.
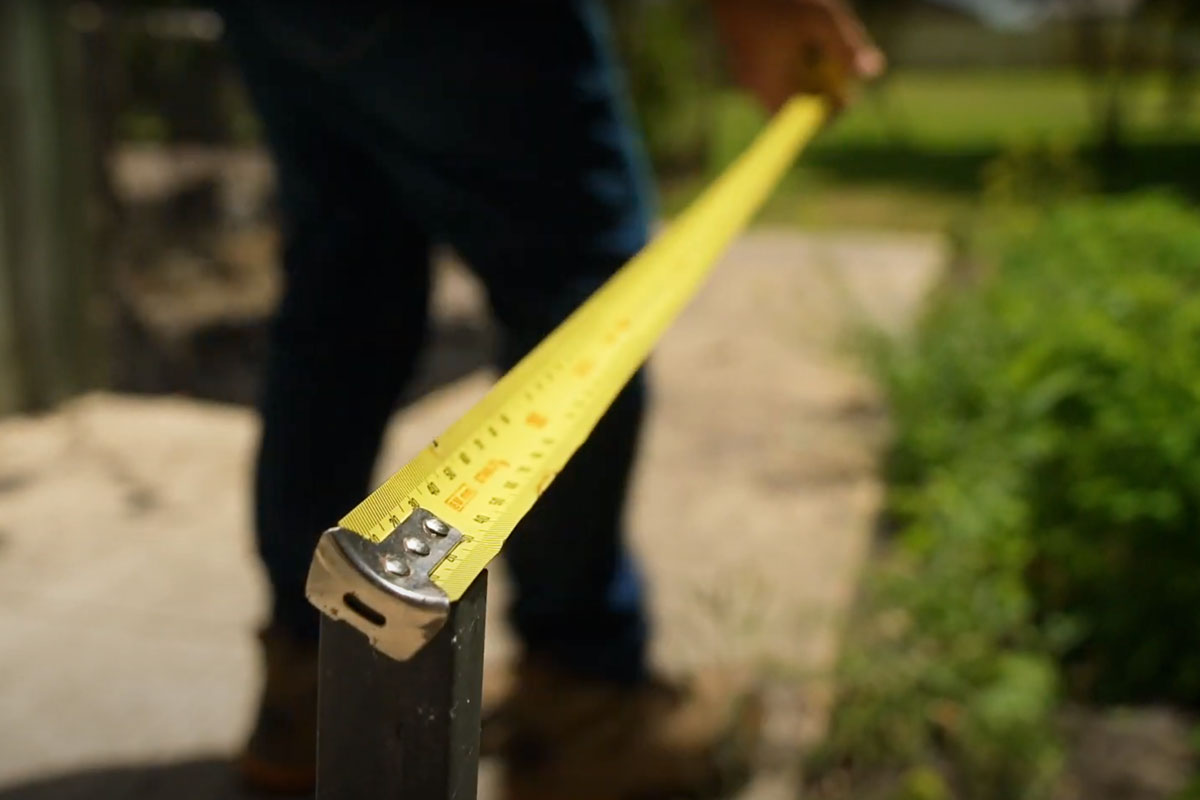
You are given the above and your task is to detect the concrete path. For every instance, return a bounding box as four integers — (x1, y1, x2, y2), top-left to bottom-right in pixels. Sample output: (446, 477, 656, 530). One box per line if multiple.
(0, 231, 940, 799)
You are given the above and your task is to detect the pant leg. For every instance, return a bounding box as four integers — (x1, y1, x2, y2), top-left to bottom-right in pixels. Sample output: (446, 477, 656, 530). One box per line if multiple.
(219, 5, 433, 642)
(342, 3, 655, 683)
(221, 1, 655, 680)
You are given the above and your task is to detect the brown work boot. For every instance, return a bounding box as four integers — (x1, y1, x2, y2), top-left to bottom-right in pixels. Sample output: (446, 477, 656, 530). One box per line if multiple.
(238, 625, 318, 795)
(483, 659, 764, 800)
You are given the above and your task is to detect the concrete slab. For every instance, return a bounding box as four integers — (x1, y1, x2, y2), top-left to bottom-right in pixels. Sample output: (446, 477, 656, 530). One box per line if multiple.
(0, 230, 941, 799)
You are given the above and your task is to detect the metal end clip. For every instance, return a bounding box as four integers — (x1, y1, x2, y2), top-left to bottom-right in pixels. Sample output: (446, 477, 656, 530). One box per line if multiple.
(305, 509, 462, 661)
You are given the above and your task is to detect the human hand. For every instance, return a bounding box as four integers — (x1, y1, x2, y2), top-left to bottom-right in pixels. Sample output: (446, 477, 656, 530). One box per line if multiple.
(711, 0, 885, 112)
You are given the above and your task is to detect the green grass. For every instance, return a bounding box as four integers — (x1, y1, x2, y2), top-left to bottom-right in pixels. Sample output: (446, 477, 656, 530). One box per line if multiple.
(657, 70, 1200, 230)
(815, 71, 1200, 147)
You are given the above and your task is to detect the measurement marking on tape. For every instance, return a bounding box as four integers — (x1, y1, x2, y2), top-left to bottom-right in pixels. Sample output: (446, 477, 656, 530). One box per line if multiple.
(336, 96, 826, 601)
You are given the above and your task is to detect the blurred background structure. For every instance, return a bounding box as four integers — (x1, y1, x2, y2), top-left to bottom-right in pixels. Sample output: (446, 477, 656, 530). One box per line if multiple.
(6, 0, 1200, 407)
(0, 0, 101, 413)
(2, 1, 1200, 799)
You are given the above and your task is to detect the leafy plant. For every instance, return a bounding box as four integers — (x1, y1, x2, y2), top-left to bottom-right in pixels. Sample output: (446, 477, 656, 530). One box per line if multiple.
(810, 193, 1200, 798)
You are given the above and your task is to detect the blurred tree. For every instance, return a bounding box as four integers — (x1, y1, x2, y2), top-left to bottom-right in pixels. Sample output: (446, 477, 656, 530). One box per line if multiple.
(1161, 0, 1199, 126)
(1071, 6, 1131, 156)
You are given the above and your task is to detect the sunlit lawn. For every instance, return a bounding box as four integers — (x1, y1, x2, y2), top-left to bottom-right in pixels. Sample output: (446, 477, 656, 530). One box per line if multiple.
(659, 70, 1200, 230)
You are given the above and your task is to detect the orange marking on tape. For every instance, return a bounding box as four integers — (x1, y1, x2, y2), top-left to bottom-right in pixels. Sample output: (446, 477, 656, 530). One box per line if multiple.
(474, 459, 509, 484)
(525, 412, 548, 429)
(446, 484, 478, 512)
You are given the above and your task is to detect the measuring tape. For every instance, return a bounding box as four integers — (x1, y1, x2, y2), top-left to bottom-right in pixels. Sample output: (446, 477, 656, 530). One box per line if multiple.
(340, 96, 824, 599)
(307, 97, 825, 657)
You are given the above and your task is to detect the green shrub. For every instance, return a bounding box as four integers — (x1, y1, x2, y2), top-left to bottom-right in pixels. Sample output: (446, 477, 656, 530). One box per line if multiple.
(808, 458, 1062, 800)
(810, 193, 1200, 798)
(893, 194, 1200, 702)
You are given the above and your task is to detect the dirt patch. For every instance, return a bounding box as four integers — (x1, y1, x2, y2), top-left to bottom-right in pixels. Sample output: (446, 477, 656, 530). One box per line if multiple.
(1058, 706, 1195, 800)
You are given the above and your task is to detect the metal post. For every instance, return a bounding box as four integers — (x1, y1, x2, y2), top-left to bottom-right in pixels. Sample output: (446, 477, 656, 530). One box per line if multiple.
(306, 511, 487, 800)
(316, 572, 486, 800)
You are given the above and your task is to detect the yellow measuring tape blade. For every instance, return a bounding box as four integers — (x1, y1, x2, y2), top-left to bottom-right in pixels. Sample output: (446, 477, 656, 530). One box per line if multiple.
(339, 96, 826, 600)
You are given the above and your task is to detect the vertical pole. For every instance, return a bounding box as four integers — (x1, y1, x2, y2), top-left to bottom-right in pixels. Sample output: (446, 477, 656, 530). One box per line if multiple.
(0, 0, 99, 414)
(316, 571, 487, 800)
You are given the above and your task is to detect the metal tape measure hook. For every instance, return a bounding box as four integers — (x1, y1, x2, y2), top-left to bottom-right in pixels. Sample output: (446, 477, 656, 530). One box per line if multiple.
(306, 509, 463, 660)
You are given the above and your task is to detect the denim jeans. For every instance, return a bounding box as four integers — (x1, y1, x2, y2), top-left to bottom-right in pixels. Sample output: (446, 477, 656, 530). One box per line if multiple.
(217, 1, 653, 682)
